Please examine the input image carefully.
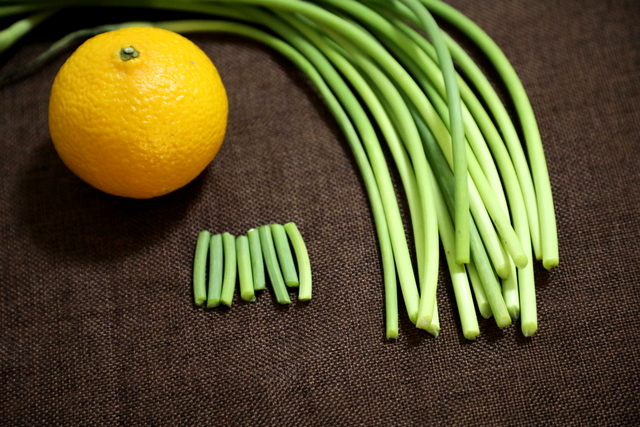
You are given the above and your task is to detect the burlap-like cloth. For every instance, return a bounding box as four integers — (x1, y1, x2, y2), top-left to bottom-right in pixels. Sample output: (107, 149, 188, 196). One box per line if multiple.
(1, 1, 638, 425)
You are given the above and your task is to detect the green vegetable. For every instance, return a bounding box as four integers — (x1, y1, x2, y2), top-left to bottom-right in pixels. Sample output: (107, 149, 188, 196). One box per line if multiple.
(270, 223, 299, 287)
(219, 232, 237, 307)
(247, 228, 266, 291)
(207, 233, 224, 308)
(236, 235, 255, 302)
(258, 225, 291, 305)
(466, 260, 491, 320)
(284, 223, 312, 302)
(193, 230, 210, 306)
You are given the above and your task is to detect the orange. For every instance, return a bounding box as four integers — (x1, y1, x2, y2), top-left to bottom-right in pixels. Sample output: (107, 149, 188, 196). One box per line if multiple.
(48, 26, 228, 199)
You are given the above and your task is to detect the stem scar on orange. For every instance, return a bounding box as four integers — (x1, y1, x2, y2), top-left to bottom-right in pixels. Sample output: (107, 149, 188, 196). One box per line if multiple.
(48, 26, 228, 199)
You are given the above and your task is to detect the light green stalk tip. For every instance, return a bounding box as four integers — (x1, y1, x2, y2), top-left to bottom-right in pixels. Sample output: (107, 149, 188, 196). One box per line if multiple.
(241, 291, 256, 302)
(386, 329, 399, 340)
(514, 254, 529, 269)
(508, 306, 520, 321)
(522, 321, 538, 337)
(495, 262, 510, 280)
(479, 304, 493, 319)
(416, 315, 432, 331)
(496, 316, 513, 328)
(543, 257, 559, 270)
(426, 323, 440, 338)
(463, 328, 480, 340)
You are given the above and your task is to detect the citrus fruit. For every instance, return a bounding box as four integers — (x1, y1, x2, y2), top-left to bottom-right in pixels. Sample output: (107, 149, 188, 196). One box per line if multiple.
(48, 26, 228, 199)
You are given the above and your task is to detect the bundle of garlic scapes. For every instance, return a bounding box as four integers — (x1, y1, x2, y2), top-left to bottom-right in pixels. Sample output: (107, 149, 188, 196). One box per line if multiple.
(0, 0, 558, 339)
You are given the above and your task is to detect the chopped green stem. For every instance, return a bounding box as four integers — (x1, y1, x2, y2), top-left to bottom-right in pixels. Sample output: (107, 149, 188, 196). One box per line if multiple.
(247, 228, 266, 291)
(193, 230, 210, 306)
(466, 260, 492, 319)
(398, 0, 468, 265)
(236, 235, 256, 302)
(207, 233, 224, 308)
(219, 232, 237, 307)
(259, 225, 291, 304)
(421, 0, 558, 269)
(284, 223, 312, 302)
(270, 223, 299, 287)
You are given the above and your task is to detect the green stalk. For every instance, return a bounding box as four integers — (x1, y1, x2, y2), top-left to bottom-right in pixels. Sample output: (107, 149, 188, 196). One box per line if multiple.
(0, 9, 56, 54)
(247, 228, 266, 291)
(365, 0, 538, 333)
(258, 225, 291, 304)
(346, 12, 509, 279)
(220, 232, 237, 307)
(323, 1, 525, 273)
(429, 163, 479, 339)
(236, 235, 256, 302)
(270, 223, 299, 287)
(398, 0, 468, 265)
(426, 300, 440, 337)
(502, 251, 519, 320)
(207, 233, 224, 308)
(272, 10, 421, 324)
(421, 0, 558, 269)
(380, 0, 541, 258)
(466, 260, 492, 319)
(375, 0, 541, 278)
(284, 222, 312, 302)
(193, 230, 210, 306)
(299, 20, 436, 327)
(0, 4, 57, 18)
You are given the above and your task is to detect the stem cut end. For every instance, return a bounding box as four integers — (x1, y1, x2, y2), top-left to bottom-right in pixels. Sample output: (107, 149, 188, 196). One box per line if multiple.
(120, 45, 140, 61)
(241, 292, 256, 302)
(543, 257, 559, 270)
(416, 315, 433, 331)
(463, 329, 480, 340)
(521, 321, 538, 337)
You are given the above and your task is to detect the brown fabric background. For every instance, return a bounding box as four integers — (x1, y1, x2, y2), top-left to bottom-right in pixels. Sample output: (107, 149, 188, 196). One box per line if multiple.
(1, 1, 639, 425)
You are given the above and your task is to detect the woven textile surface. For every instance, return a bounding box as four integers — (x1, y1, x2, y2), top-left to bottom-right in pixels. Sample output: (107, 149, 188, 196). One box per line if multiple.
(1, 1, 639, 425)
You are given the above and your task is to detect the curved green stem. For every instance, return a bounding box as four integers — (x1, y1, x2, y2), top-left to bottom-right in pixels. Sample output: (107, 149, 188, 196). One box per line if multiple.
(398, 0, 468, 265)
(0, 9, 56, 54)
(421, 0, 558, 269)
